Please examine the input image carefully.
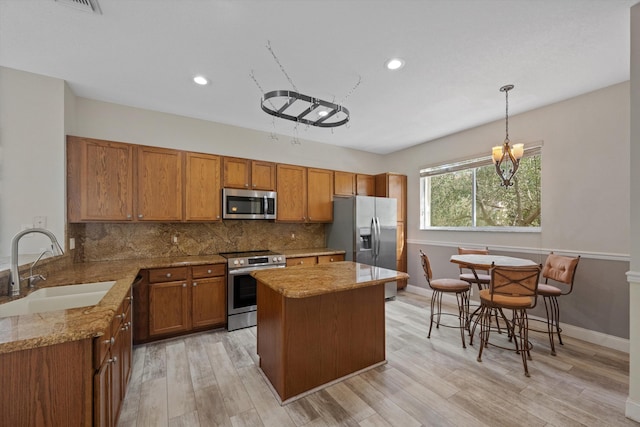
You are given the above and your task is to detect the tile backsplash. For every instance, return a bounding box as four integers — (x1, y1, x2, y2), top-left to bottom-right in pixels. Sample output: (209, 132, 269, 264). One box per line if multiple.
(68, 221, 325, 262)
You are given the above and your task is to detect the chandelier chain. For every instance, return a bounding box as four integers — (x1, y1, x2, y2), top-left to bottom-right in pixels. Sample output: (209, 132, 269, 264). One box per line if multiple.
(266, 40, 299, 92)
(504, 87, 510, 142)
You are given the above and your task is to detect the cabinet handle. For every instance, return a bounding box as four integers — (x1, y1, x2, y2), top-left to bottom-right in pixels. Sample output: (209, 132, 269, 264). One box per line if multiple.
(207, 269, 212, 274)
(245, 183, 249, 188)
(138, 214, 143, 218)
(330, 258, 334, 262)
(216, 215, 220, 219)
(193, 282, 198, 287)
(182, 283, 187, 288)
(166, 273, 172, 278)
(127, 214, 132, 219)
(112, 356, 118, 364)
(300, 261, 304, 265)
(104, 337, 115, 345)
(115, 313, 124, 319)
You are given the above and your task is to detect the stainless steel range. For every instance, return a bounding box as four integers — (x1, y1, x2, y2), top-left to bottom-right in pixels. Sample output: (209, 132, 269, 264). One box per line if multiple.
(221, 250, 286, 331)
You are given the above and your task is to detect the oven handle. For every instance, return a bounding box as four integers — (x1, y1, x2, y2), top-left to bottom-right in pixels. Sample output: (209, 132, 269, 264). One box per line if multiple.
(228, 264, 286, 275)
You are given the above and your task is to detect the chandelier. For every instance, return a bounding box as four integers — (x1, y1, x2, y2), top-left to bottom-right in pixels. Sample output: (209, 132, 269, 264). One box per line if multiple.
(492, 84, 524, 187)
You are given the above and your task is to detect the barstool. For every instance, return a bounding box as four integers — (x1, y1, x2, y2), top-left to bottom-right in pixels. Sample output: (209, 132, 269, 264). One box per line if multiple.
(419, 250, 471, 348)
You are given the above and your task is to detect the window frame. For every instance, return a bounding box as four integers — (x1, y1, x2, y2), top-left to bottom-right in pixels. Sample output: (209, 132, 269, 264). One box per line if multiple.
(419, 144, 542, 232)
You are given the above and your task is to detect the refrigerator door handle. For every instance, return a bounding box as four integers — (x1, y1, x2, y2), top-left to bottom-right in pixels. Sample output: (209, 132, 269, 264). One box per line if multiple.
(375, 217, 382, 258)
(371, 217, 377, 259)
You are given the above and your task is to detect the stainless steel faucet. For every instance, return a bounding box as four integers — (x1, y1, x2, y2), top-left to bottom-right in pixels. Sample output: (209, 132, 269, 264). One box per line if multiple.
(9, 228, 64, 297)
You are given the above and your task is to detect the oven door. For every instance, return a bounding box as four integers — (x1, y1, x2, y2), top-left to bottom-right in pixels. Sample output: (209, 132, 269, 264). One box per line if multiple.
(227, 264, 283, 315)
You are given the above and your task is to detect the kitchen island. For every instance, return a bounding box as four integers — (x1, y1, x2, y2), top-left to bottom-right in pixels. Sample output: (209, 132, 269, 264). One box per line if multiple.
(252, 261, 409, 404)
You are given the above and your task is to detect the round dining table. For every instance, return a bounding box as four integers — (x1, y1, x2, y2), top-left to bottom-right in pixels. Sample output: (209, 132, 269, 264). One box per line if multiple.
(450, 254, 538, 269)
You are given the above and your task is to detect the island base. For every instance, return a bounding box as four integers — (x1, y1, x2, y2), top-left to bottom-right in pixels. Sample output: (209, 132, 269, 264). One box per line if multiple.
(256, 281, 386, 403)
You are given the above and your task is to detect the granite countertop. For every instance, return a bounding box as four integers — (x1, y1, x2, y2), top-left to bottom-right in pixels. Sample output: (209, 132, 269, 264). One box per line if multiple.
(252, 261, 409, 298)
(0, 248, 342, 354)
(0, 255, 226, 354)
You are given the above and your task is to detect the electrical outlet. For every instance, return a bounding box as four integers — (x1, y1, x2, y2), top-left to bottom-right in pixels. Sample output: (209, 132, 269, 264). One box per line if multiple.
(291, 233, 295, 239)
(33, 216, 47, 229)
(172, 235, 178, 244)
(69, 238, 75, 250)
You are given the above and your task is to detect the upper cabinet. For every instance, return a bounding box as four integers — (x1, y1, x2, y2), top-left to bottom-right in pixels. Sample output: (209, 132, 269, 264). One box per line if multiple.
(136, 146, 183, 221)
(67, 136, 134, 222)
(223, 157, 276, 191)
(334, 171, 356, 196)
(276, 165, 333, 223)
(356, 174, 376, 196)
(185, 152, 222, 221)
(68, 136, 222, 223)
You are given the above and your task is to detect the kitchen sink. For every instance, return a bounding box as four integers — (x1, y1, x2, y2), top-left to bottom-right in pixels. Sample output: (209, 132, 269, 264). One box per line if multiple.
(0, 281, 116, 318)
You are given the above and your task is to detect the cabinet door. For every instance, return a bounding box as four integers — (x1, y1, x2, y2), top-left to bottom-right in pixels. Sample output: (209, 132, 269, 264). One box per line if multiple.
(120, 304, 133, 395)
(356, 174, 376, 196)
(223, 157, 250, 189)
(149, 281, 190, 336)
(192, 276, 226, 328)
(136, 146, 183, 221)
(94, 352, 111, 427)
(185, 152, 222, 221)
(110, 327, 123, 426)
(317, 254, 345, 263)
(251, 160, 276, 190)
(387, 174, 407, 222)
(68, 137, 134, 222)
(334, 171, 355, 196)
(277, 164, 307, 222)
(307, 168, 334, 222)
(286, 256, 317, 267)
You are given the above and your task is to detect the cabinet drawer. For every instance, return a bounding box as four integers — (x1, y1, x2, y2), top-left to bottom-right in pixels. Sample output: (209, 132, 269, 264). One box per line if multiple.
(286, 256, 317, 267)
(317, 254, 345, 263)
(148, 267, 188, 283)
(94, 323, 112, 369)
(192, 264, 225, 279)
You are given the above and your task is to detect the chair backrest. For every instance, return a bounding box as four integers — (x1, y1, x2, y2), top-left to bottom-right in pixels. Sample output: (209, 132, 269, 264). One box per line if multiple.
(490, 263, 541, 307)
(457, 247, 490, 273)
(542, 252, 580, 293)
(419, 249, 433, 285)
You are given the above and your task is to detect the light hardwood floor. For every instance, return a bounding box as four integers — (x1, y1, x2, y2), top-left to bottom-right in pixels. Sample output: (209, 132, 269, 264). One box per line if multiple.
(117, 291, 636, 426)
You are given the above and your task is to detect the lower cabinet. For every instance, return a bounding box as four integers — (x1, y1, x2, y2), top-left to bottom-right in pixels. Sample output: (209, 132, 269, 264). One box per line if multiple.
(94, 288, 133, 427)
(136, 264, 226, 343)
(286, 253, 345, 267)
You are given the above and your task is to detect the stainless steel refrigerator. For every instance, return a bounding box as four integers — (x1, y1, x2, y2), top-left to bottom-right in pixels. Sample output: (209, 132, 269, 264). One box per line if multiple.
(327, 196, 398, 299)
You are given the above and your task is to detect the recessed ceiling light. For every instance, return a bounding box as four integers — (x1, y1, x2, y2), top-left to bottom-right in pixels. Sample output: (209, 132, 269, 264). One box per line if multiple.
(385, 58, 405, 71)
(193, 75, 208, 85)
(318, 111, 329, 117)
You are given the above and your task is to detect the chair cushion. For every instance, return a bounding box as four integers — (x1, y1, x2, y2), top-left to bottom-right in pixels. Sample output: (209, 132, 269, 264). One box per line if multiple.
(459, 273, 491, 283)
(430, 278, 471, 292)
(537, 283, 562, 296)
(479, 289, 534, 308)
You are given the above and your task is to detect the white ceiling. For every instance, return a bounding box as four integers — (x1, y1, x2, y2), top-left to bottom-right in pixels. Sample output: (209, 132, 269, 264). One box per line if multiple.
(0, 0, 636, 154)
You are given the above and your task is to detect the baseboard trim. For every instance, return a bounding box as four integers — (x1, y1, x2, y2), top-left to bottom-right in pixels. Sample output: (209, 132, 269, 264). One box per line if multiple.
(626, 397, 640, 422)
(404, 284, 630, 353)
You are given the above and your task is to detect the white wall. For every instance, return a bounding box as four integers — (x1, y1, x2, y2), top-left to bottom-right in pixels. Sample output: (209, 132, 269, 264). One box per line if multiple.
(0, 67, 66, 261)
(71, 97, 385, 175)
(385, 82, 630, 257)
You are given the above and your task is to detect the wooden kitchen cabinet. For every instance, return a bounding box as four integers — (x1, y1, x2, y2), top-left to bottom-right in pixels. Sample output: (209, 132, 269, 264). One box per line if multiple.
(356, 174, 376, 196)
(317, 254, 345, 263)
(137, 264, 226, 342)
(276, 164, 307, 222)
(223, 157, 276, 190)
(93, 289, 132, 427)
(307, 168, 334, 222)
(286, 256, 317, 267)
(185, 152, 222, 221)
(277, 165, 333, 223)
(67, 136, 135, 222)
(334, 171, 356, 196)
(375, 172, 407, 289)
(136, 145, 183, 221)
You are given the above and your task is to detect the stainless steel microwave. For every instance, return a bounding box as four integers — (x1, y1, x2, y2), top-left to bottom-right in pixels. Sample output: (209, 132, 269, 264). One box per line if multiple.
(222, 188, 277, 220)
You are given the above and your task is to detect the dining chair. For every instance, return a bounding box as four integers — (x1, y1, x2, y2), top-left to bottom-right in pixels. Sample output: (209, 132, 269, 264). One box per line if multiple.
(537, 252, 580, 355)
(419, 250, 471, 348)
(457, 247, 491, 289)
(475, 263, 541, 377)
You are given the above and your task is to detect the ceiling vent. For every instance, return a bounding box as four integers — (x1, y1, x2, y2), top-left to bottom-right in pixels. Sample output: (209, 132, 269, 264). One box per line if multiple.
(54, 0, 102, 14)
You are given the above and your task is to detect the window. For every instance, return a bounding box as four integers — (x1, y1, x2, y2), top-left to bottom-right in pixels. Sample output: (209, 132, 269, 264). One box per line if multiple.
(420, 145, 541, 230)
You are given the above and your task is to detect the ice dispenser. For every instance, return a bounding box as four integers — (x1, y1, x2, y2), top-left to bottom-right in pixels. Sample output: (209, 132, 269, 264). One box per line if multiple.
(359, 228, 372, 250)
